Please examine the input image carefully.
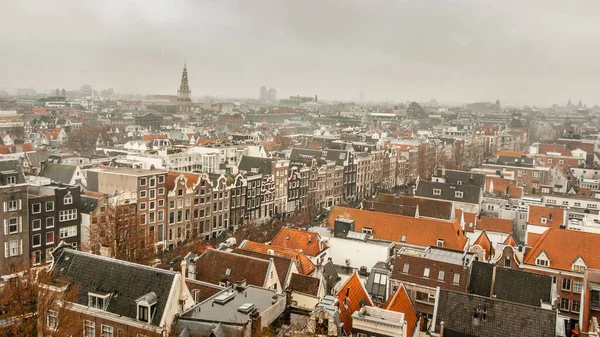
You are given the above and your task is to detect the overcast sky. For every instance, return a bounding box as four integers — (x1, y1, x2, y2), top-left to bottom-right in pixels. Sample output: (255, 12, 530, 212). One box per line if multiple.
(1, 0, 600, 106)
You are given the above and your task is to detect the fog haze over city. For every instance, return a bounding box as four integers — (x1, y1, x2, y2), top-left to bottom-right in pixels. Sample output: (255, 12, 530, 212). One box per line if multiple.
(2, 0, 600, 105)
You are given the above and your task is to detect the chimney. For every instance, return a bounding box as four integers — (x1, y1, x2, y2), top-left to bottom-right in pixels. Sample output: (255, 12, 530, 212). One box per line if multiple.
(285, 287, 293, 306)
(250, 308, 262, 337)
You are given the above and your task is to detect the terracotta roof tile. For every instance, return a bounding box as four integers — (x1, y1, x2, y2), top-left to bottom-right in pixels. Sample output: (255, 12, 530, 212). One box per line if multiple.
(328, 206, 467, 250)
(166, 171, 199, 191)
(194, 249, 270, 287)
(524, 228, 600, 271)
(538, 144, 572, 156)
(456, 209, 478, 233)
(527, 232, 542, 246)
(232, 248, 293, 288)
(142, 134, 168, 142)
(372, 194, 453, 220)
(503, 235, 518, 247)
(477, 216, 513, 234)
(383, 284, 418, 336)
(485, 176, 523, 198)
(527, 205, 564, 228)
(239, 240, 315, 275)
(495, 150, 525, 158)
(473, 231, 493, 259)
(336, 272, 374, 335)
(288, 273, 321, 297)
(270, 228, 327, 257)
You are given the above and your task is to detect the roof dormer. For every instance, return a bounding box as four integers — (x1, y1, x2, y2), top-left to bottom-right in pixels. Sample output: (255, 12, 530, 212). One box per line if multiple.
(136, 292, 158, 323)
(535, 250, 550, 268)
(88, 291, 111, 311)
(572, 255, 587, 273)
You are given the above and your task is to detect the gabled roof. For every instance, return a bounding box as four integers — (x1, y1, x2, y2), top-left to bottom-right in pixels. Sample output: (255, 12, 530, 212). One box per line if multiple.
(503, 235, 518, 247)
(477, 216, 513, 234)
(166, 171, 199, 191)
(142, 134, 168, 142)
(237, 155, 274, 174)
(383, 284, 418, 337)
(231, 248, 293, 289)
(327, 206, 468, 250)
(468, 261, 552, 307)
(194, 249, 271, 287)
(288, 273, 321, 297)
(336, 272, 374, 335)
(416, 180, 482, 204)
(49, 245, 176, 326)
(486, 176, 523, 198)
(237, 240, 315, 275)
(538, 143, 572, 156)
(185, 279, 225, 303)
(527, 205, 564, 228)
(270, 228, 327, 257)
(434, 169, 486, 187)
(473, 231, 493, 259)
(0, 159, 26, 185)
(39, 162, 77, 184)
(456, 209, 477, 233)
(371, 194, 453, 220)
(25, 151, 50, 168)
(524, 228, 600, 271)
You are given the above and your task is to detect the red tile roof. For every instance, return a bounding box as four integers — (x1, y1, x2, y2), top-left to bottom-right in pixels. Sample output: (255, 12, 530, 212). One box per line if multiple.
(473, 231, 493, 260)
(0, 144, 33, 154)
(383, 284, 418, 336)
(495, 150, 525, 158)
(524, 228, 600, 271)
(270, 228, 327, 257)
(527, 232, 542, 246)
(239, 240, 315, 275)
(538, 144, 572, 156)
(455, 209, 477, 233)
(142, 134, 168, 142)
(527, 205, 564, 228)
(503, 235, 518, 247)
(232, 248, 293, 289)
(327, 206, 468, 250)
(485, 176, 523, 198)
(336, 272, 373, 335)
(194, 249, 270, 287)
(288, 273, 321, 296)
(477, 216, 513, 234)
(166, 171, 199, 191)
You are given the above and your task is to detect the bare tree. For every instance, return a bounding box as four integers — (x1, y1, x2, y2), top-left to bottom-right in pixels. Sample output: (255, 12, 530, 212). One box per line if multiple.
(65, 126, 107, 152)
(88, 203, 156, 265)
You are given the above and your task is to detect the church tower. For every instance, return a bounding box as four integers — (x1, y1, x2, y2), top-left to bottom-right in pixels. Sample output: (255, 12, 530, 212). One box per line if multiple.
(177, 60, 192, 114)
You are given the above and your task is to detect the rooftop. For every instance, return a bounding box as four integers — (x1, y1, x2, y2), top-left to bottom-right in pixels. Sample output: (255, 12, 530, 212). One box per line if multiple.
(397, 246, 475, 266)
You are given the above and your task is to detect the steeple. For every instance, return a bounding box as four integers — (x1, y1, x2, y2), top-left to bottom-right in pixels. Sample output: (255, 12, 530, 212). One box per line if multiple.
(178, 60, 192, 114)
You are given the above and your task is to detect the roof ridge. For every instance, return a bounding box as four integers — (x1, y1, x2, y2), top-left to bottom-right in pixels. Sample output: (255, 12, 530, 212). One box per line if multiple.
(204, 248, 271, 264)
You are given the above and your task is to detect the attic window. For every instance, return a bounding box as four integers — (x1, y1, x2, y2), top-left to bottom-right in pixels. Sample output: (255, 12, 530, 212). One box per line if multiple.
(401, 234, 406, 242)
(541, 217, 547, 224)
(457, 181, 463, 185)
(536, 257, 549, 267)
(362, 227, 373, 235)
(225, 268, 231, 276)
(433, 189, 441, 196)
(437, 239, 444, 248)
(455, 191, 464, 199)
(64, 192, 73, 205)
(136, 292, 157, 323)
(88, 292, 110, 310)
(573, 264, 585, 273)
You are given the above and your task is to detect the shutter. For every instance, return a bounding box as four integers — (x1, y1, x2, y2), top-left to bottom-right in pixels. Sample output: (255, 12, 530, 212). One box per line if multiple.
(18, 217, 22, 232)
(18, 199, 22, 210)
(3, 201, 6, 212)
(19, 239, 23, 255)
(4, 242, 7, 258)
(3, 219, 6, 235)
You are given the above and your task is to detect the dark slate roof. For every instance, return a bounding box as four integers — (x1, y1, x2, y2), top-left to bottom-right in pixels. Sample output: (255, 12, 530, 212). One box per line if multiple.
(434, 169, 485, 188)
(289, 148, 323, 160)
(325, 149, 351, 166)
(288, 273, 321, 296)
(80, 195, 100, 214)
(50, 245, 176, 326)
(0, 159, 26, 185)
(416, 180, 482, 204)
(468, 262, 552, 307)
(39, 162, 76, 184)
(496, 156, 534, 167)
(365, 267, 390, 302)
(322, 260, 341, 292)
(232, 248, 293, 288)
(237, 156, 274, 174)
(194, 249, 270, 287)
(434, 290, 556, 337)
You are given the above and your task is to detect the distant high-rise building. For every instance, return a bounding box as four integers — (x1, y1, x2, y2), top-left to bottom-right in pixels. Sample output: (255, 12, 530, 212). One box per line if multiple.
(268, 88, 277, 101)
(177, 61, 192, 114)
(259, 86, 268, 101)
(496, 98, 500, 110)
(359, 91, 365, 102)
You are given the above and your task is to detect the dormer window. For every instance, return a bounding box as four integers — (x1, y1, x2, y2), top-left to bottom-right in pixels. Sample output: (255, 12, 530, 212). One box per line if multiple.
(433, 189, 441, 196)
(136, 292, 157, 323)
(541, 217, 547, 224)
(457, 181, 463, 185)
(455, 191, 464, 199)
(572, 257, 587, 273)
(6, 176, 16, 185)
(437, 239, 444, 248)
(536, 252, 550, 267)
(64, 192, 73, 205)
(88, 292, 110, 310)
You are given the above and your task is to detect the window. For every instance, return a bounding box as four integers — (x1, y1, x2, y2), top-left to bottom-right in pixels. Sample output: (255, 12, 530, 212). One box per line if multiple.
(149, 177, 156, 187)
(438, 270, 445, 281)
(59, 225, 77, 238)
(8, 239, 21, 257)
(7, 200, 18, 211)
(403, 263, 410, 274)
(455, 191, 463, 198)
(401, 234, 407, 242)
(6, 176, 15, 184)
(504, 257, 511, 268)
(572, 300, 581, 313)
(178, 189, 184, 197)
(47, 310, 58, 330)
(573, 265, 585, 273)
(362, 227, 373, 235)
(59, 209, 77, 222)
(548, 159, 553, 164)
(437, 239, 444, 248)
(46, 201, 54, 211)
(46, 217, 54, 228)
(102, 325, 114, 337)
(138, 305, 149, 322)
(158, 199, 164, 208)
(89, 293, 109, 310)
(158, 175, 165, 184)
(149, 201, 155, 211)
(64, 192, 73, 205)
(8, 217, 19, 233)
(541, 217, 547, 224)
(487, 204, 495, 211)
(357, 333, 367, 337)
(84, 320, 95, 337)
(536, 258, 549, 267)
(560, 298, 570, 311)
(33, 250, 41, 265)
(453, 273, 461, 284)
(46, 232, 54, 245)
(533, 171, 540, 178)
(32, 234, 41, 247)
(562, 278, 571, 291)
(574, 280, 583, 293)
(140, 177, 147, 186)
(433, 189, 441, 196)
(149, 189, 155, 199)
(32, 203, 41, 214)
(423, 267, 430, 278)
(140, 190, 147, 198)
(158, 187, 165, 195)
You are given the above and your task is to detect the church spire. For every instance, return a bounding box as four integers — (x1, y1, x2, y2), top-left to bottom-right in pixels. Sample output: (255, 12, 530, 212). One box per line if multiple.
(177, 60, 192, 114)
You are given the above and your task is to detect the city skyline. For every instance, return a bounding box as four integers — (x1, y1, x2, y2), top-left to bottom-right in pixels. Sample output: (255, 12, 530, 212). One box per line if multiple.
(2, 1, 600, 106)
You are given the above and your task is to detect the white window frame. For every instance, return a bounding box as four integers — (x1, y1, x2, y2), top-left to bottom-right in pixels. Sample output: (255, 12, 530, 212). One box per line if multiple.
(453, 273, 461, 284)
(438, 270, 445, 281)
(101, 324, 114, 337)
(58, 209, 77, 222)
(455, 191, 463, 198)
(403, 263, 410, 274)
(562, 278, 571, 291)
(32, 203, 42, 214)
(8, 217, 19, 234)
(47, 310, 58, 330)
(84, 320, 95, 337)
(423, 267, 430, 278)
(88, 293, 110, 310)
(433, 188, 441, 196)
(32, 234, 41, 248)
(59, 225, 77, 239)
(7, 200, 18, 211)
(64, 193, 73, 205)
(46, 201, 55, 212)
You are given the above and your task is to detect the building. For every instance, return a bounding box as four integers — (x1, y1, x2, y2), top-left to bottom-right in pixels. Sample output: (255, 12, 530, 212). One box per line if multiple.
(268, 88, 277, 101)
(41, 244, 194, 337)
(27, 184, 82, 265)
(165, 172, 198, 248)
(0, 159, 29, 277)
(270, 227, 329, 265)
(259, 86, 268, 101)
(177, 61, 192, 114)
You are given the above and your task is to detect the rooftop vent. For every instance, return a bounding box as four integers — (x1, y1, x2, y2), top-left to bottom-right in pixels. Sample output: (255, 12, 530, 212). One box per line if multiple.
(214, 291, 235, 305)
(237, 303, 255, 314)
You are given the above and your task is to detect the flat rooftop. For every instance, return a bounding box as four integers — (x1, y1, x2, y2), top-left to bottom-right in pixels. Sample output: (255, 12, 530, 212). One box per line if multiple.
(88, 167, 168, 176)
(398, 246, 474, 265)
